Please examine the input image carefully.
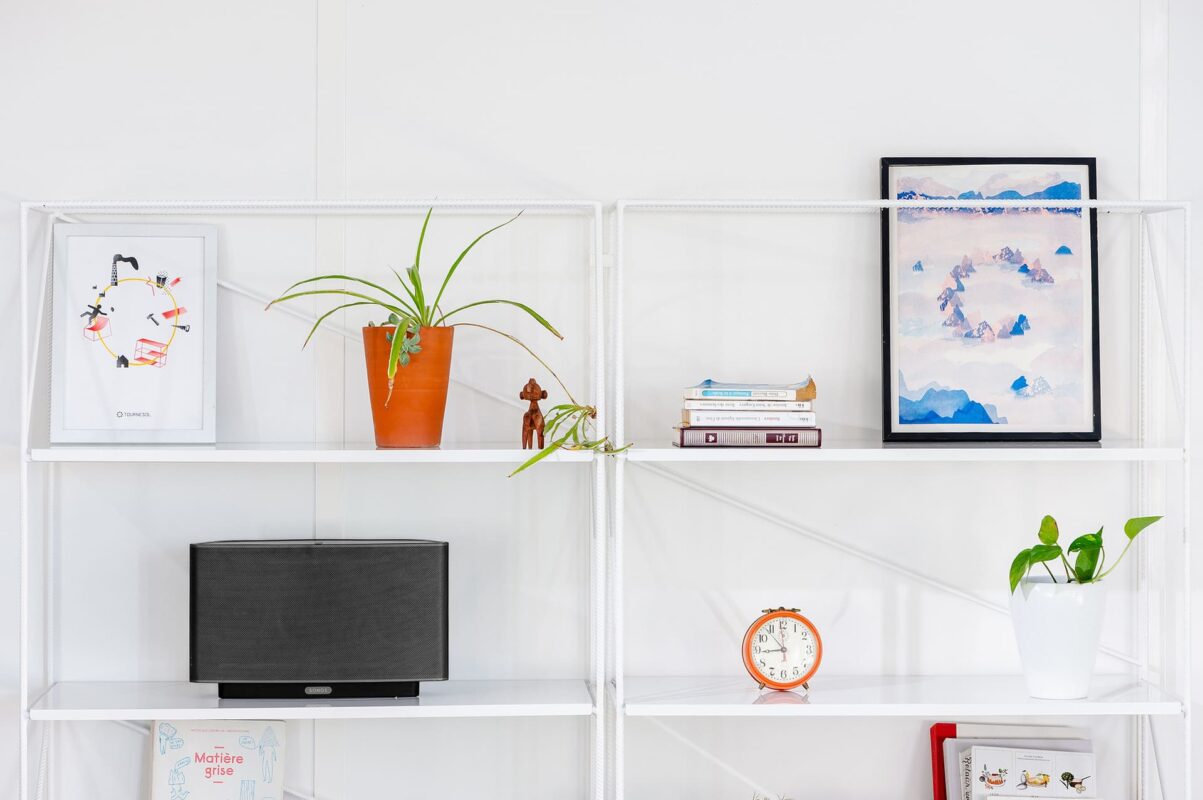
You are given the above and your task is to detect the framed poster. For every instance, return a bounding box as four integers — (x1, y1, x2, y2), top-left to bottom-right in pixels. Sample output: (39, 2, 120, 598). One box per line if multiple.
(881, 157, 1100, 442)
(51, 224, 217, 443)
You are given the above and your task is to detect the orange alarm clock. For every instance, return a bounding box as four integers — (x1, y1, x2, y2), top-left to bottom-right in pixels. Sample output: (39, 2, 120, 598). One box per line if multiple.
(741, 607, 822, 691)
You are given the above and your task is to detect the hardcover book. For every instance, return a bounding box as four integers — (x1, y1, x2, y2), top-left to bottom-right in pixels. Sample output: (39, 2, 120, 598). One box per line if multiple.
(683, 378, 817, 401)
(673, 426, 822, 448)
(151, 719, 285, 800)
(681, 409, 817, 428)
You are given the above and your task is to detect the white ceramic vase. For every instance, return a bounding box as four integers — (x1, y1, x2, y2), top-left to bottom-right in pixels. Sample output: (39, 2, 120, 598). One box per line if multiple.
(1009, 576, 1107, 699)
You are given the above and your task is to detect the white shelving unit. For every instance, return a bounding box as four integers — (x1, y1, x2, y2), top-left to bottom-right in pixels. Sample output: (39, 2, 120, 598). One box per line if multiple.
(610, 198, 1191, 800)
(17, 199, 607, 800)
(16, 196, 1193, 799)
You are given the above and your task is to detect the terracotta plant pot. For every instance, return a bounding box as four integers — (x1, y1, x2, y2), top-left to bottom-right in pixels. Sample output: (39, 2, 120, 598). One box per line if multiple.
(362, 325, 454, 448)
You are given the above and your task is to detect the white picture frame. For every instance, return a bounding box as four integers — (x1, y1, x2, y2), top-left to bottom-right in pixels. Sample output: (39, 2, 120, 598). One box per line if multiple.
(50, 223, 217, 443)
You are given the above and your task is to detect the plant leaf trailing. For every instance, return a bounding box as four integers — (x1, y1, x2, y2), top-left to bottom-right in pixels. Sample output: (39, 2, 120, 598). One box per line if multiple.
(266, 208, 630, 469)
(1008, 514, 1162, 593)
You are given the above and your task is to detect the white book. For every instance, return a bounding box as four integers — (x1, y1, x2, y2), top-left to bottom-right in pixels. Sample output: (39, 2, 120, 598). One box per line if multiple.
(683, 399, 813, 411)
(681, 409, 817, 427)
(151, 719, 285, 800)
(969, 745, 1096, 798)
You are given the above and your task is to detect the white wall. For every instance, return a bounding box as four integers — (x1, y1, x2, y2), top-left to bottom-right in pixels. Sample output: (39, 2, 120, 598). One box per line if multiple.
(1, 0, 1200, 797)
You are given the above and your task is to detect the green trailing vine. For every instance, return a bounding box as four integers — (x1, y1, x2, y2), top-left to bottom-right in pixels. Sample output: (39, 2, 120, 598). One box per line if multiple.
(1009, 514, 1163, 593)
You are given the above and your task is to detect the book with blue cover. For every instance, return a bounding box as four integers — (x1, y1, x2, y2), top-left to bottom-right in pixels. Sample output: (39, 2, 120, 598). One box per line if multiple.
(683, 377, 817, 401)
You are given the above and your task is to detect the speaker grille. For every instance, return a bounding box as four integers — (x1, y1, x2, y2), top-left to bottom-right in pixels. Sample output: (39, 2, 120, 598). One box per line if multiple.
(190, 540, 448, 683)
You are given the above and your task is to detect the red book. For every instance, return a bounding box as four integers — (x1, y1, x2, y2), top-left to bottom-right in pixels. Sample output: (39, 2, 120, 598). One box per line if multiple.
(672, 426, 822, 448)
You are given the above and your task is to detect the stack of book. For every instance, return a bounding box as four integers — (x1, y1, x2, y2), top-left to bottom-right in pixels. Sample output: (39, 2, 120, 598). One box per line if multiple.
(931, 722, 1097, 799)
(673, 377, 820, 448)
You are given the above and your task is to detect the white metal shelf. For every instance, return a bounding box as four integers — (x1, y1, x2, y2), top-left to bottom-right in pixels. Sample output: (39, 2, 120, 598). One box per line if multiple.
(622, 675, 1183, 718)
(625, 440, 1182, 463)
(30, 679, 596, 721)
(28, 442, 595, 465)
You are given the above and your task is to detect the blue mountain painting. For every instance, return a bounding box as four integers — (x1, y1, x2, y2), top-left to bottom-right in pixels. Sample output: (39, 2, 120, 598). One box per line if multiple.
(1055, 244, 1073, 255)
(899, 387, 996, 424)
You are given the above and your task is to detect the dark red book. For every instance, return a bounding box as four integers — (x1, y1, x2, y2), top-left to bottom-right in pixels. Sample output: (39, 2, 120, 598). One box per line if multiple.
(673, 426, 822, 447)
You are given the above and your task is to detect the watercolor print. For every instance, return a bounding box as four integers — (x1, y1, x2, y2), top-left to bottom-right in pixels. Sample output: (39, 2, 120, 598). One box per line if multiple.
(882, 159, 1099, 440)
(51, 224, 217, 443)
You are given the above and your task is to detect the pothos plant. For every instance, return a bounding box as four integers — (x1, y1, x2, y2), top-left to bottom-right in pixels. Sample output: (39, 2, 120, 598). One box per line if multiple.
(266, 207, 627, 473)
(1008, 514, 1163, 593)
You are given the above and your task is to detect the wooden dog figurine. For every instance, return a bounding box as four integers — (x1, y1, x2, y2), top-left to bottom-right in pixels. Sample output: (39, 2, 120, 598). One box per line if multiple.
(520, 378, 548, 449)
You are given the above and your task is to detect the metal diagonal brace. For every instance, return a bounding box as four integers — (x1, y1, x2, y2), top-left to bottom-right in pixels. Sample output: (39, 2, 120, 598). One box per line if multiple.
(633, 461, 1141, 668)
(642, 716, 775, 798)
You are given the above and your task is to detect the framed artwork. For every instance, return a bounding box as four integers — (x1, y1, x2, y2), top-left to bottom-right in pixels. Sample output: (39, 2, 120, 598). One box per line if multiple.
(881, 157, 1100, 442)
(51, 223, 217, 443)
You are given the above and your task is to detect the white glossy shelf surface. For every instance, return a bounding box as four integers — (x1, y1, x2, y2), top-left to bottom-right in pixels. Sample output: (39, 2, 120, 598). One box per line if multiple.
(31, 680, 596, 720)
(626, 439, 1182, 463)
(29, 442, 594, 464)
(622, 675, 1183, 717)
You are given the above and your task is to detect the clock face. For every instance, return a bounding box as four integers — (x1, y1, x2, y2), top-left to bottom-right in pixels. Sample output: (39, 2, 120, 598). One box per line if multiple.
(742, 609, 822, 691)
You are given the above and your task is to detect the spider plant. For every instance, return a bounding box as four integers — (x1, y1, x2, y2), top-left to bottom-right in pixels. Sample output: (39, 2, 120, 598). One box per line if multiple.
(266, 207, 629, 468)
(267, 208, 560, 402)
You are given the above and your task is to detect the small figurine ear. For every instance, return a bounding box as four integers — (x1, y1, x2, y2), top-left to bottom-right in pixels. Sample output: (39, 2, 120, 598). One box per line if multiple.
(541, 390, 548, 399)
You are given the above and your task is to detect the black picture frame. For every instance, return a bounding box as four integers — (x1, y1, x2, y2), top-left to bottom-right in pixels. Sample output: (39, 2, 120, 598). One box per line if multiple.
(880, 156, 1101, 443)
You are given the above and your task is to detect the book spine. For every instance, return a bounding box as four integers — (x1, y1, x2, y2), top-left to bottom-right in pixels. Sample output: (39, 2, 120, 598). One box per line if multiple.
(676, 428, 822, 447)
(684, 399, 814, 411)
(683, 410, 817, 427)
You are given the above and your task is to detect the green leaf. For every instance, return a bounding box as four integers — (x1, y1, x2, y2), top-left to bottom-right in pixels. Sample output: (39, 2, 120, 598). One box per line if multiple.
(430, 211, 522, 317)
(1028, 543, 1062, 563)
(1074, 546, 1102, 583)
(273, 274, 415, 316)
(1067, 529, 1103, 554)
(1124, 515, 1163, 540)
(1038, 515, 1059, 545)
(407, 265, 427, 323)
(436, 299, 562, 339)
(390, 267, 424, 321)
(509, 435, 568, 477)
(302, 301, 376, 348)
(1009, 548, 1031, 593)
(384, 319, 417, 404)
(413, 207, 432, 275)
(267, 288, 408, 318)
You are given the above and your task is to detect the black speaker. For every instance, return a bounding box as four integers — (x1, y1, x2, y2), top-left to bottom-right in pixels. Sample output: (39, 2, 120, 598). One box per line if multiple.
(190, 539, 448, 699)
